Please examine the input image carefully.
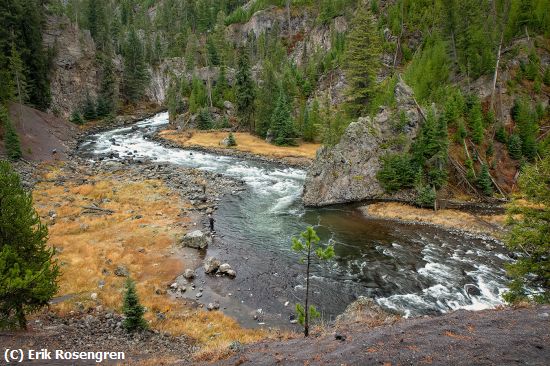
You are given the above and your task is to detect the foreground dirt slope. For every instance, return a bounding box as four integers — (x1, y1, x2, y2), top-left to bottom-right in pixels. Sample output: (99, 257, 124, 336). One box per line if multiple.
(213, 305, 550, 366)
(0, 103, 78, 161)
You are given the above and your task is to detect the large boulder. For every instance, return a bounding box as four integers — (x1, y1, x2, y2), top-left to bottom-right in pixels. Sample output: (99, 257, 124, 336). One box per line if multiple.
(181, 230, 211, 249)
(302, 80, 422, 207)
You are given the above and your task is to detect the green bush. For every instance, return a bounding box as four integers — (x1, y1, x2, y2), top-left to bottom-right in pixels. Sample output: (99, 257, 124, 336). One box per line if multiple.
(1, 107, 22, 161)
(122, 278, 148, 332)
(377, 154, 416, 193)
(508, 134, 522, 160)
(414, 184, 436, 208)
(197, 108, 213, 130)
(227, 132, 237, 146)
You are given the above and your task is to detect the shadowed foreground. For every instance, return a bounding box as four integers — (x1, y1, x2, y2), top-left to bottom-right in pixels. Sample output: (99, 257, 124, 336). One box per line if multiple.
(212, 305, 549, 366)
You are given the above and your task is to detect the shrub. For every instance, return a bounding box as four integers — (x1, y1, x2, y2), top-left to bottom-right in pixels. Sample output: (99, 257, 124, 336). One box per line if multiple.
(122, 278, 147, 332)
(227, 132, 237, 146)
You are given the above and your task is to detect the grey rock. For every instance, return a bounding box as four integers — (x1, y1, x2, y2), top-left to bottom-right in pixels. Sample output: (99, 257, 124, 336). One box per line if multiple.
(114, 265, 129, 277)
(302, 80, 421, 207)
(183, 269, 195, 279)
(181, 230, 211, 249)
(218, 263, 232, 273)
(206, 302, 220, 311)
(225, 269, 237, 278)
(204, 257, 221, 274)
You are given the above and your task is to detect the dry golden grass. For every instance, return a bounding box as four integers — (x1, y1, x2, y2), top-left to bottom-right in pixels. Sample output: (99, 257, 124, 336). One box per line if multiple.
(33, 167, 266, 359)
(159, 130, 320, 159)
(361, 202, 506, 237)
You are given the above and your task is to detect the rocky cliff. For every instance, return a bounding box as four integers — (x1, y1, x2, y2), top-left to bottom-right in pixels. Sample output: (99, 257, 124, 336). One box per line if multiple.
(42, 15, 103, 118)
(302, 80, 421, 206)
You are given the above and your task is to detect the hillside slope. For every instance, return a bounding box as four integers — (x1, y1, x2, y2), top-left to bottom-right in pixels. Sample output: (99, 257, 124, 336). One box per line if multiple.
(0, 103, 78, 161)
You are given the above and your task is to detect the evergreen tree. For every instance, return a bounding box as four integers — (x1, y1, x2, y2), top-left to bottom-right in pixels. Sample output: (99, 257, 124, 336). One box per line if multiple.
(477, 164, 494, 196)
(291, 227, 334, 337)
(97, 55, 117, 117)
(343, 6, 382, 116)
(504, 153, 550, 303)
(122, 29, 150, 104)
(227, 132, 237, 147)
(82, 93, 97, 120)
(270, 89, 295, 146)
(496, 124, 508, 143)
(254, 61, 277, 137)
(206, 37, 220, 66)
(508, 134, 523, 160)
(122, 278, 147, 332)
(197, 108, 213, 130)
(70, 110, 84, 125)
(469, 99, 484, 144)
(513, 99, 539, 161)
(189, 77, 207, 114)
(213, 66, 229, 107)
(235, 50, 256, 131)
(1, 107, 22, 161)
(8, 44, 28, 105)
(302, 104, 315, 142)
(0, 161, 59, 329)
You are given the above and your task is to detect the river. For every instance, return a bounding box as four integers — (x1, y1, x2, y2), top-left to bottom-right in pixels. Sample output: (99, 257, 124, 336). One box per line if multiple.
(79, 112, 511, 327)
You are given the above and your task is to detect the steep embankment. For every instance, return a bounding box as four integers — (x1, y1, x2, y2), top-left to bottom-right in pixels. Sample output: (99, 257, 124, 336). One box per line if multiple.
(0, 103, 78, 161)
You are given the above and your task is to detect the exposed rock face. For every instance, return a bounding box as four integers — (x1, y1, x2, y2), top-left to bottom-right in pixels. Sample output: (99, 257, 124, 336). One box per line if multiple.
(42, 15, 106, 118)
(303, 80, 422, 207)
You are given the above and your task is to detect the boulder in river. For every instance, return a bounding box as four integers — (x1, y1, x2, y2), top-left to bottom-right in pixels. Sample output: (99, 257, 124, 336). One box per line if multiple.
(302, 79, 421, 206)
(181, 230, 211, 249)
(183, 269, 195, 279)
(218, 263, 232, 273)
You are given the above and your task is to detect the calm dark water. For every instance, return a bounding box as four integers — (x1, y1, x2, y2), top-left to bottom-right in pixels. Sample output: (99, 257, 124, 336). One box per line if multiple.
(79, 112, 511, 325)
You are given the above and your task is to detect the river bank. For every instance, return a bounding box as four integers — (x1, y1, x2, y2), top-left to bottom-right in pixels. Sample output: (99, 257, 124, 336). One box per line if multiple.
(360, 202, 507, 239)
(154, 129, 317, 168)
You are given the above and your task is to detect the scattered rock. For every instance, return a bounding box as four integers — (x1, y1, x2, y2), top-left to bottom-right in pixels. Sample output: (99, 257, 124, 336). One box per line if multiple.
(90, 293, 98, 301)
(218, 263, 232, 273)
(225, 269, 237, 278)
(464, 284, 482, 296)
(183, 269, 195, 279)
(204, 257, 221, 274)
(207, 303, 220, 311)
(114, 265, 129, 277)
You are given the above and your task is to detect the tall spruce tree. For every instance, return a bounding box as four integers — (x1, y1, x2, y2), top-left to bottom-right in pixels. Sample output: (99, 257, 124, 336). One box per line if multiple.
(122, 29, 150, 104)
(0, 161, 59, 329)
(96, 55, 116, 117)
(270, 89, 295, 146)
(235, 49, 256, 131)
(1, 106, 22, 161)
(504, 153, 550, 303)
(343, 5, 382, 117)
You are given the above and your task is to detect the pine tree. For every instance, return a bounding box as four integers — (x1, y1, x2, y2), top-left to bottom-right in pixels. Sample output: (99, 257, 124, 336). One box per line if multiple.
(477, 164, 493, 196)
(82, 93, 97, 120)
(343, 6, 382, 117)
(0, 161, 59, 329)
(291, 227, 334, 337)
(508, 134, 522, 160)
(197, 108, 213, 130)
(270, 89, 295, 146)
(227, 132, 237, 147)
(469, 99, 484, 144)
(189, 77, 207, 114)
(122, 278, 147, 332)
(122, 29, 150, 104)
(97, 55, 116, 117)
(254, 61, 277, 137)
(1, 107, 22, 161)
(503, 152, 550, 303)
(213, 66, 229, 107)
(235, 50, 256, 131)
(302, 104, 315, 142)
(8, 44, 28, 105)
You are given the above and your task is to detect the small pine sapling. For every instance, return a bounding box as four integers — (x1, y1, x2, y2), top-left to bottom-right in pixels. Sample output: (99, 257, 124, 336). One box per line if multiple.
(291, 227, 334, 337)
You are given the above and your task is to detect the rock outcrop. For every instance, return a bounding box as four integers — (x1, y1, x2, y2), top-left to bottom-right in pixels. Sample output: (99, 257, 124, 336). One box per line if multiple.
(302, 80, 422, 206)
